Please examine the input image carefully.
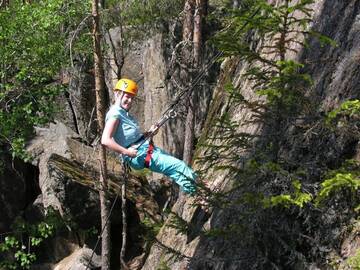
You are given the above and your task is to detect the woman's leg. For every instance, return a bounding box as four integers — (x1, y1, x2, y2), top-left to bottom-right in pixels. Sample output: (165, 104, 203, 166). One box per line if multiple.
(149, 147, 197, 195)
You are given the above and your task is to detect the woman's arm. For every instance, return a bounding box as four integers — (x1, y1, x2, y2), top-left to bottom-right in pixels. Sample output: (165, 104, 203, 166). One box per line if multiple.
(101, 118, 137, 157)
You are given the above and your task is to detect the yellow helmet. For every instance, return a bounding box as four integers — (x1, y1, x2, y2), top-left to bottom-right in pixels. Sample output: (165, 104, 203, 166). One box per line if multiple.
(114, 78, 138, 96)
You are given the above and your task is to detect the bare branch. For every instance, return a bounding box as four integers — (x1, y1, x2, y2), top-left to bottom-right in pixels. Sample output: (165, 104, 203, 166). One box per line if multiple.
(68, 14, 92, 68)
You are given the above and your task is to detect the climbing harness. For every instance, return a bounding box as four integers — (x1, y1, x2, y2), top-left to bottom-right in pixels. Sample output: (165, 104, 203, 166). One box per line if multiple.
(144, 141, 154, 168)
(126, 108, 177, 168)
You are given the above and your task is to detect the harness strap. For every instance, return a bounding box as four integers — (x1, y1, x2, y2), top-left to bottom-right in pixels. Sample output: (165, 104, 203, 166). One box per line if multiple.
(125, 135, 145, 149)
(144, 142, 154, 168)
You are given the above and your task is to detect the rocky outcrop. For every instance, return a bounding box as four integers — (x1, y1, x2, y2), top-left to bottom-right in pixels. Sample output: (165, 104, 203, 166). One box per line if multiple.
(56, 60, 98, 144)
(27, 122, 80, 216)
(142, 57, 247, 270)
(26, 121, 161, 224)
(104, 27, 145, 128)
(3, 7, 220, 270)
(303, 0, 360, 110)
(143, 33, 181, 155)
(53, 246, 101, 270)
(25, 121, 161, 268)
(1, 0, 357, 268)
(142, 1, 360, 269)
(47, 152, 161, 224)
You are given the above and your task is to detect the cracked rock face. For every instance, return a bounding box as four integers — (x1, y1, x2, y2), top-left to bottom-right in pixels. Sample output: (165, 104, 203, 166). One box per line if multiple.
(142, 1, 360, 269)
(26, 121, 161, 226)
(27, 122, 79, 216)
(56, 61, 97, 144)
(52, 246, 101, 270)
(25, 121, 161, 267)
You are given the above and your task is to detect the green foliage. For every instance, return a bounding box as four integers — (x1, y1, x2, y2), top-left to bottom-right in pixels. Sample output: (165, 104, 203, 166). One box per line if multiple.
(204, 0, 331, 184)
(195, 2, 341, 267)
(0, 1, 64, 82)
(156, 259, 171, 270)
(0, 235, 36, 270)
(196, 110, 256, 175)
(121, 0, 183, 28)
(0, 0, 90, 159)
(101, 0, 183, 44)
(347, 249, 360, 270)
(0, 237, 37, 269)
(263, 180, 312, 208)
(0, 84, 63, 159)
(326, 99, 360, 124)
(214, 0, 314, 56)
(0, 208, 65, 269)
(0, 236, 19, 252)
(167, 212, 191, 236)
(317, 173, 360, 202)
(309, 30, 338, 47)
(316, 160, 360, 206)
(212, 0, 332, 115)
(139, 217, 163, 244)
(316, 101, 360, 210)
(254, 59, 312, 111)
(204, 223, 246, 239)
(14, 251, 37, 269)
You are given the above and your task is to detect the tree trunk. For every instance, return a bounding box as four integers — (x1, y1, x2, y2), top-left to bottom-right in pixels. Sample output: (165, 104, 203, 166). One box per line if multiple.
(182, 0, 194, 41)
(193, 0, 204, 67)
(183, 95, 195, 165)
(91, 0, 111, 269)
(183, 0, 205, 165)
(182, 0, 194, 165)
(120, 165, 129, 270)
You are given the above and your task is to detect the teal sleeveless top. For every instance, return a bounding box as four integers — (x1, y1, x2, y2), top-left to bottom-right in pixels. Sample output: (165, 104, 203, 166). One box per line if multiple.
(105, 105, 143, 148)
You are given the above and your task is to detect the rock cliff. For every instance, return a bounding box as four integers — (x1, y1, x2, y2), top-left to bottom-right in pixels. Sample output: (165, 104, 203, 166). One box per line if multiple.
(2, 1, 360, 269)
(142, 1, 360, 269)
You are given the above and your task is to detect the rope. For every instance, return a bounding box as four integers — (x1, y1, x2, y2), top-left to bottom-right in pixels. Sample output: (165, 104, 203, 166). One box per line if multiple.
(124, 8, 262, 156)
(164, 49, 224, 115)
(85, 188, 119, 269)
(136, 8, 261, 146)
(131, 47, 226, 151)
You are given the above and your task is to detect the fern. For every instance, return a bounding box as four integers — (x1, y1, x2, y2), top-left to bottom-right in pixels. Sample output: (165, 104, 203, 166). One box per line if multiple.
(316, 173, 360, 205)
(326, 99, 360, 124)
(263, 180, 312, 208)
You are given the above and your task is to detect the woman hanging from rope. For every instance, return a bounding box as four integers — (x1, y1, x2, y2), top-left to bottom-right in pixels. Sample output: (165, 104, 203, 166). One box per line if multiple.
(101, 78, 197, 195)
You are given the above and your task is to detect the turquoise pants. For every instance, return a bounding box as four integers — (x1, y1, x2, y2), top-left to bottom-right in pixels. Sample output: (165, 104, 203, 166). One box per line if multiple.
(123, 142, 197, 195)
